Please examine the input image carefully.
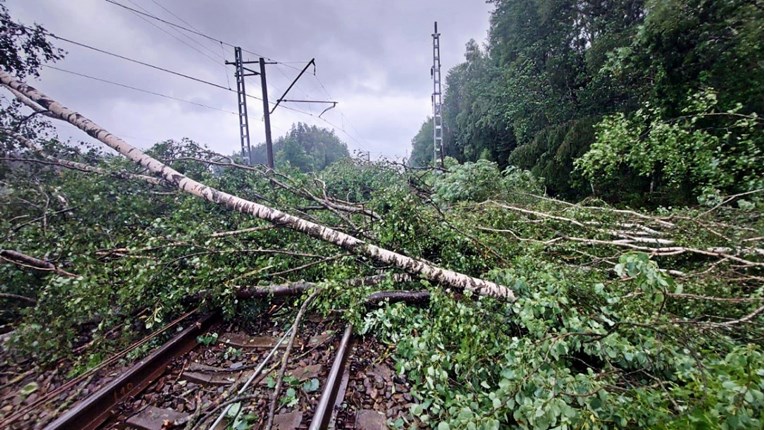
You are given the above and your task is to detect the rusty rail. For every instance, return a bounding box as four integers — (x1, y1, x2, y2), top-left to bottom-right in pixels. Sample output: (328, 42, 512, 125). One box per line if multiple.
(44, 313, 218, 430)
(308, 324, 354, 430)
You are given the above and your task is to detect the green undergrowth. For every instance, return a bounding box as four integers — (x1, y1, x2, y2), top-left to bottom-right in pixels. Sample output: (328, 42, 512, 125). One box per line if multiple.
(362, 256, 762, 429)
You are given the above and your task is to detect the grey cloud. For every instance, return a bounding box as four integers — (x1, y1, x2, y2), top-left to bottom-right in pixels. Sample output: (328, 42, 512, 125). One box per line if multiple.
(6, 0, 492, 159)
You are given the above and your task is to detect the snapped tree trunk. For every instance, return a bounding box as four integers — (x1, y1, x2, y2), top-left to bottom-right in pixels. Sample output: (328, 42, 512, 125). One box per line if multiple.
(0, 71, 515, 300)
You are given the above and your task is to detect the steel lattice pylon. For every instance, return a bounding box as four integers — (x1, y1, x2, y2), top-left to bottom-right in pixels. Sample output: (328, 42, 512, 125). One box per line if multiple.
(431, 22, 444, 167)
(233, 47, 252, 165)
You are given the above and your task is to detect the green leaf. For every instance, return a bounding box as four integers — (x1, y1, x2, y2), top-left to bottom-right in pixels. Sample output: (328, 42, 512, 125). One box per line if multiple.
(20, 382, 38, 396)
(302, 378, 320, 393)
(226, 401, 241, 418)
(265, 376, 276, 389)
(492, 397, 502, 409)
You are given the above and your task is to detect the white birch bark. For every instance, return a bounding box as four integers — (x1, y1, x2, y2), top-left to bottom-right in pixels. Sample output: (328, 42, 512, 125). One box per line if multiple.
(0, 71, 515, 300)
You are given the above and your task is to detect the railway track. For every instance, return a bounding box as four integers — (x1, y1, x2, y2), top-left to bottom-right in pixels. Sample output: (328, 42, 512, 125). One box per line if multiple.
(2, 300, 421, 430)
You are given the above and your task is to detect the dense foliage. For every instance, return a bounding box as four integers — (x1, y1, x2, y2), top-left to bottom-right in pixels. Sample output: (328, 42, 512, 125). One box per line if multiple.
(409, 117, 435, 168)
(411, 0, 763, 205)
(1, 139, 762, 428)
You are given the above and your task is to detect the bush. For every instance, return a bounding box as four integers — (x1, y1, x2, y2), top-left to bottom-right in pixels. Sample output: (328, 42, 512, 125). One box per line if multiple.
(433, 160, 503, 204)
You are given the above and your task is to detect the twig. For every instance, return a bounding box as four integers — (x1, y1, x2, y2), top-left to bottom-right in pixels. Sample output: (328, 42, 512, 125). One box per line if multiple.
(228, 273, 413, 300)
(204, 328, 293, 430)
(667, 293, 761, 303)
(0, 249, 77, 277)
(260, 254, 348, 280)
(0, 293, 36, 304)
(4, 132, 165, 185)
(560, 237, 763, 266)
(697, 189, 764, 218)
(265, 290, 319, 430)
(10, 206, 76, 234)
(705, 305, 764, 328)
(497, 194, 677, 228)
(185, 394, 260, 430)
(210, 225, 274, 237)
(482, 200, 586, 228)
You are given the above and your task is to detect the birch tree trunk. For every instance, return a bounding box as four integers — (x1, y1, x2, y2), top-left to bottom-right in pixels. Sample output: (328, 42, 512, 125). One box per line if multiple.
(0, 71, 515, 300)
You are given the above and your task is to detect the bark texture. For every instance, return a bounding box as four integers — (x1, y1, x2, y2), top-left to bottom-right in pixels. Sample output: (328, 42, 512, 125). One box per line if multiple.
(0, 71, 515, 300)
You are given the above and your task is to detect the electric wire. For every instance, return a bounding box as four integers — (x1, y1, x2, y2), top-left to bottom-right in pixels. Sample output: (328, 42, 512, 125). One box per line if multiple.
(103, 0, 271, 59)
(40, 65, 288, 146)
(47, 32, 264, 103)
(104, 0, 234, 47)
(273, 63, 314, 114)
(220, 41, 232, 89)
(104, 0, 351, 130)
(122, 0, 231, 90)
(18, 15, 369, 150)
(121, 0, 223, 66)
(277, 103, 367, 148)
(52, 34, 367, 149)
(42, 65, 238, 115)
(126, 0, 225, 61)
(312, 74, 335, 101)
(148, 0, 206, 35)
(104, 0, 309, 70)
(51, 34, 229, 91)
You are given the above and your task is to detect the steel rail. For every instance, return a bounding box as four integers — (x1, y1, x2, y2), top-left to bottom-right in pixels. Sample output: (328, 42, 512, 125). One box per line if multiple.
(308, 324, 354, 430)
(44, 313, 218, 430)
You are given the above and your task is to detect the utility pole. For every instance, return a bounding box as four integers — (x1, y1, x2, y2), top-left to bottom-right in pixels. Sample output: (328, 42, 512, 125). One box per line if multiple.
(259, 57, 274, 169)
(230, 47, 252, 165)
(227, 51, 336, 169)
(226, 49, 276, 168)
(431, 21, 444, 168)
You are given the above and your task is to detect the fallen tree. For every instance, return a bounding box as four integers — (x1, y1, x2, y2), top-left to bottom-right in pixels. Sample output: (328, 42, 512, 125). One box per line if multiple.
(0, 70, 514, 300)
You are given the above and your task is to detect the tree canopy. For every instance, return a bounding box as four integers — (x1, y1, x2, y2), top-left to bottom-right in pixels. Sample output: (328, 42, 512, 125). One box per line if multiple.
(417, 0, 763, 205)
(249, 122, 350, 171)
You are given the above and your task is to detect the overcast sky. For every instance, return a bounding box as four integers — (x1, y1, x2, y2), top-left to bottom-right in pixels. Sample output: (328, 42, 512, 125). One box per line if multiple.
(6, 0, 493, 161)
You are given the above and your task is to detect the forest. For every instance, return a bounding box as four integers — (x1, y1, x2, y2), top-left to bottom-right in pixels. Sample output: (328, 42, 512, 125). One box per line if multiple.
(1, 0, 763, 429)
(409, 0, 763, 206)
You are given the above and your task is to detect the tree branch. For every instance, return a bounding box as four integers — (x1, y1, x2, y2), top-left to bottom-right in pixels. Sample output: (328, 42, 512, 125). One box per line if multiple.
(0, 249, 76, 277)
(0, 72, 515, 299)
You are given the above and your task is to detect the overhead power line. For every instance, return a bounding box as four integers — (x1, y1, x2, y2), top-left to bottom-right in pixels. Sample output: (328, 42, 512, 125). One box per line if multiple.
(51, 34, 231, 91)
(148, 0, 205, 34)
(39, 65, 290, 141)
(15, 24, 366, 149)
(141, 0, 228, 62)
(104, 0, 269, 60)
(42, 65, 237, 115)
(100, 2, 364, 144)
(104, 0, 233, 47)
(46, 32, 264, 103)
(123, 0, 225, 65)
(119, 0, 231, 88)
